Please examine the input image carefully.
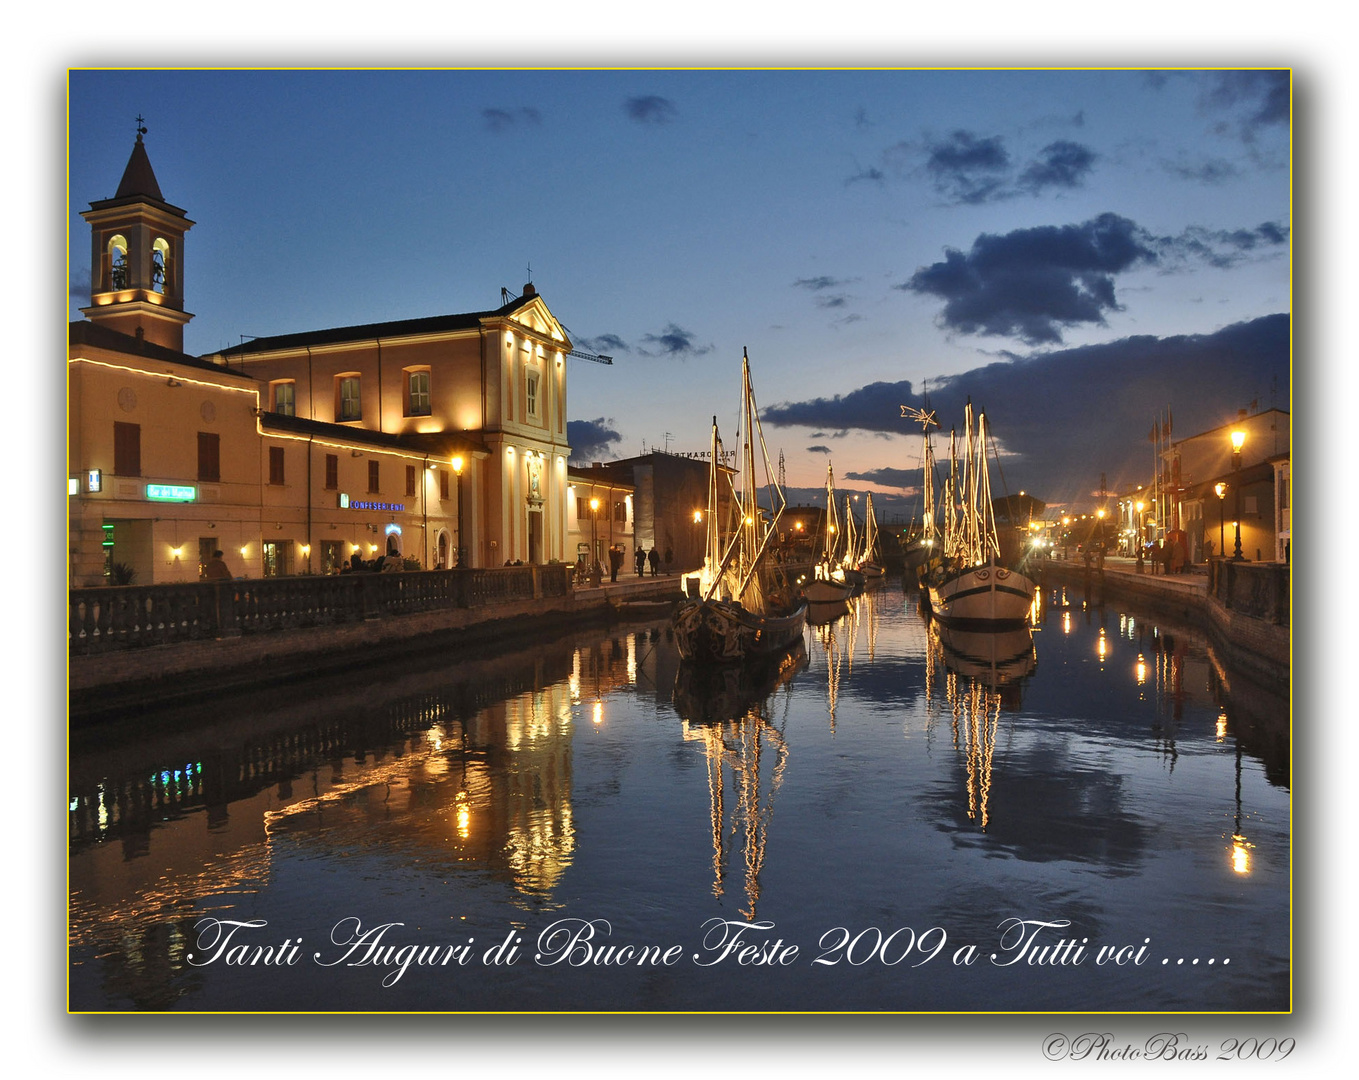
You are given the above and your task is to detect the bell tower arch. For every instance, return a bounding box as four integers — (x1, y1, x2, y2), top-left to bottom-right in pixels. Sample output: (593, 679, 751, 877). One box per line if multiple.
(80, 121, 194, 351)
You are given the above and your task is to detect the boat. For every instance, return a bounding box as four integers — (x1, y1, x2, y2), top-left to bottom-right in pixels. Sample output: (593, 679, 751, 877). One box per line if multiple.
(921, 400, 1037, 628)
(802, 463, 856, 610)
(671, 348, 809, 663)
(856, 493, 886, 583)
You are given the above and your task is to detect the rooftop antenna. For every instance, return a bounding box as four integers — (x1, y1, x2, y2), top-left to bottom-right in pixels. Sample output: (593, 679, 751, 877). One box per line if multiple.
(664, 432, 674, 453)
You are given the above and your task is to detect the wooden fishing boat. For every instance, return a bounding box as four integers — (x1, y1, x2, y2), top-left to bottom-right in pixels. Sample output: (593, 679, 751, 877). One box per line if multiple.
(857, 493, 886, 582)
(803, 463, 856, 609)
(922, 401, 1036, 628)
(672, 349, 809, 663)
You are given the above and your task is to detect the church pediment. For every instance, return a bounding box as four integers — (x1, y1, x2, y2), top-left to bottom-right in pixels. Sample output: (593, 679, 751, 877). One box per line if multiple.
(502, 295, 571, 351)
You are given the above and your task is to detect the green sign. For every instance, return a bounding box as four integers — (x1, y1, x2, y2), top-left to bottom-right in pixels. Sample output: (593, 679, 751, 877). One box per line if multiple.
(146, 484, 197, 502)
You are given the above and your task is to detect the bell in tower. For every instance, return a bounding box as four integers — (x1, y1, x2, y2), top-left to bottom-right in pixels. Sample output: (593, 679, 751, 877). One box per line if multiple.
(79, 120, 195, 352)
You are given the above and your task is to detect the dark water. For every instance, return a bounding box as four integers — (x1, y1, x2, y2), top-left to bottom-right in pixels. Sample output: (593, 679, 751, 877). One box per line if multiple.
(68, 579, 1290, 1012)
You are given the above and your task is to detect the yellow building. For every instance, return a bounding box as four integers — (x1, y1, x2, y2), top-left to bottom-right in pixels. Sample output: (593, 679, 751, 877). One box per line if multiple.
(69, 134, 574, 586)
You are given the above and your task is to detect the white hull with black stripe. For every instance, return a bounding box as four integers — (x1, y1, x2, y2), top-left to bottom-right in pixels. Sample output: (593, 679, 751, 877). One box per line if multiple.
(927, 559, 1035, 628)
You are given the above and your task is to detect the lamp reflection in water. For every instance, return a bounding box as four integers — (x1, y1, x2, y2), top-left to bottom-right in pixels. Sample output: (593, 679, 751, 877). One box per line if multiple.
(1229, 727, 1253, 875)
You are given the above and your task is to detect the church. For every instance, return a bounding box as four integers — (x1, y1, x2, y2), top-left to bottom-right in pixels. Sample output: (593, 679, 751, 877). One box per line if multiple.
(68, 130, 575, 586)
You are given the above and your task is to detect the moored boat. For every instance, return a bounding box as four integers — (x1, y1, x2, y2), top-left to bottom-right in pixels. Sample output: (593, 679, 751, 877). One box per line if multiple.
(922, 401, 1036, 628)
(672, 348, 809, 664)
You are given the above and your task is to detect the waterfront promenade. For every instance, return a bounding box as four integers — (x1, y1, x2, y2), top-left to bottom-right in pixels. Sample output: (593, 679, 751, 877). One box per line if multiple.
(68, 565, 691, 722)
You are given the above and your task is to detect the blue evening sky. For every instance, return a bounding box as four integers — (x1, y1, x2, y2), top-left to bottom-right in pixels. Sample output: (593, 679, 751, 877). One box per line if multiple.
(68, 68, 1289, 513)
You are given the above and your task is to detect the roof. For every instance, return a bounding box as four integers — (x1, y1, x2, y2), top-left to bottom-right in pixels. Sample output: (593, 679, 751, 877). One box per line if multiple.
(69, 321, 252, 380)
(259, 412, 486, 459)
(214, 293, 545, 358)
(86, 134, 190, 219)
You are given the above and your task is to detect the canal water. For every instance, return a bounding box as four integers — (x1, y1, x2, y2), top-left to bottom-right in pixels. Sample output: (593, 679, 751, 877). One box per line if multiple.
(68, 578, 1290, 1013)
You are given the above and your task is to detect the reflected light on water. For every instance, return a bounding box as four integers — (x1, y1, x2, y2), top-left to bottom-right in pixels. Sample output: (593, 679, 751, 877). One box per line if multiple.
(1097, 628, 1107, 663)
(1231, 834, 1253, 875)
(592, 701, 603, 725)
(1136, 654, 1147, 685)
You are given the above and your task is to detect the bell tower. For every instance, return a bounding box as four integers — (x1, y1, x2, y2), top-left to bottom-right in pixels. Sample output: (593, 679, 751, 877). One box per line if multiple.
(80, 121, 194, 352)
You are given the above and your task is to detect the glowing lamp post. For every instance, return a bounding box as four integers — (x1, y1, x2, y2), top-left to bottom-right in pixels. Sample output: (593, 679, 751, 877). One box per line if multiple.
(590, 497, 600, 569)
(452, 455, 465, 567)
(1214, 481, 1226, 558)
(1230, 429, 1246, 560)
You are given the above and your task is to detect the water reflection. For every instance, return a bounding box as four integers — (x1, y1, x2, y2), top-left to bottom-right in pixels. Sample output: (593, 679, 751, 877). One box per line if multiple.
(69, 580, 1289, 1012)
(672, 644, 805, 918)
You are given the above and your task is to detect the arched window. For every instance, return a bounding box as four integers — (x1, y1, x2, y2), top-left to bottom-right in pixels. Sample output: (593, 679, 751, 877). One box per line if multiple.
(151, 237, 170, 294)
(108, 235, 128, 290)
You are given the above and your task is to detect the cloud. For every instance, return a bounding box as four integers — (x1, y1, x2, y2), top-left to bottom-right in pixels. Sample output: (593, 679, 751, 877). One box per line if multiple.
(875, 131, 1097, 203)
(845, 163, 885, 186)
(844, 466, 917, 489)
(899, 213, 1286, 345)
(1200, 70, 1290, 140)
(70, 266, 90, 302)
(901, 213, 1156, 344)
(924, 130, 1011, 204)
(793, 276, 848, 291)
(1018, 140, 1096, 192)
(625, 95, 677, 124)
(1164, 158, 1240, 184)
(567, 418, 622, 464)
(763, 313, 1290, 505)
(482, 107, 542, 132)
(637, 323, 712, 358)
(577, 332, 630, 355)
(807, 444, 831, 454)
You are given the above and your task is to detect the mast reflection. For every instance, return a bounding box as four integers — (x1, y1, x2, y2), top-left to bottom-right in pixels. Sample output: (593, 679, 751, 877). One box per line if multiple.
(672, 643, 806, 918)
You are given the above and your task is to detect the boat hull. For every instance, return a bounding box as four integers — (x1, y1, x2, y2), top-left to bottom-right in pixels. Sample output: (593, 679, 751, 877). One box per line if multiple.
(672, 598, 809, 664)
(803, 577, 854, 605)
(926, 562, 1035, 628)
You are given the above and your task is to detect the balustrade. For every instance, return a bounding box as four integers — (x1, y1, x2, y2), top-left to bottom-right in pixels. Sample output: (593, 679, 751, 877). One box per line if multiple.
(69, 564, 573, 655)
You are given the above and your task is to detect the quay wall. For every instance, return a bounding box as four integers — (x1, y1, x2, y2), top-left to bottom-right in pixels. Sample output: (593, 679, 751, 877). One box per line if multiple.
(1039, 559, 1289, 686)
(68, 565, 685, 721)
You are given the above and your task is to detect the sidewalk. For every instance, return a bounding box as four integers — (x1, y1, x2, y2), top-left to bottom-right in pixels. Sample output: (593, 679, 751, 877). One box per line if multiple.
(1046, 554, 1207, 598)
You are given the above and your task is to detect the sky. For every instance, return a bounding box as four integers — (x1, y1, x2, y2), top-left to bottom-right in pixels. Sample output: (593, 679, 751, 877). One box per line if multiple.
(67, 69, 1289, 519)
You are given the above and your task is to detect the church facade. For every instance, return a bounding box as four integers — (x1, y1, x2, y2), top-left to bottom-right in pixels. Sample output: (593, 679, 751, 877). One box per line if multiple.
(68, 132, 573, 586)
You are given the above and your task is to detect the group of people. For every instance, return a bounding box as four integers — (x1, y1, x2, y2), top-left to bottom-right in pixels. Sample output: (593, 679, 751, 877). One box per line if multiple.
(343, 547, 406, 573)
(600, 544, 668, 583)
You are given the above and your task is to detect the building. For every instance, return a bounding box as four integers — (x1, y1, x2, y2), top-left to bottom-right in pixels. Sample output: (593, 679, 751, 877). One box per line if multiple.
(69, 132, 575, 585)
(597, 451, 719, 573)
(1155, 408, 1290, 563)
(565, 465, 635, 571)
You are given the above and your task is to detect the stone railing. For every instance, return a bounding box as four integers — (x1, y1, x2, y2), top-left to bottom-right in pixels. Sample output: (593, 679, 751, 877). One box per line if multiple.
(69, 564, 574, 655)
(1207, 558, 1290, 627)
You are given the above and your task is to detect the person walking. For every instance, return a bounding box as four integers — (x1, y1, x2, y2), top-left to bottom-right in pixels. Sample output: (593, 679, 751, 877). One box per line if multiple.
(635, 547, 646, 577)
(647, 546, 660, 577)
(608, 545, 623, 583)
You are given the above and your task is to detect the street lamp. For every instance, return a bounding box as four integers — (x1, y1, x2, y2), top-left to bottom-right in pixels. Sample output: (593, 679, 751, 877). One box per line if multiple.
(590, 497, 600, 569)
(1135, 500, 1145, 568)
(451, 454, 465, 567)
(1214, 481, 1226, 558)
(1230, 429, 1246, 560)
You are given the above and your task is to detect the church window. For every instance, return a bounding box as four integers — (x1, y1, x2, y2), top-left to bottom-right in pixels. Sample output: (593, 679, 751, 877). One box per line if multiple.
(406, 370, 431, 416)
(108, 235, 128, 290)
(526, 373, 539, 418)
(272, 381, 296, 416)
(198, 432, 221, 482)
(113, 421, 140, 476)
(151, 237, 170, 293)
(337, 375, 361, 422)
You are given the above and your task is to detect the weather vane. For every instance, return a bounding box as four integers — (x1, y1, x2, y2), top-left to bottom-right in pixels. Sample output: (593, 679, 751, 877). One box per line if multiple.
(135, 114, 147, 138)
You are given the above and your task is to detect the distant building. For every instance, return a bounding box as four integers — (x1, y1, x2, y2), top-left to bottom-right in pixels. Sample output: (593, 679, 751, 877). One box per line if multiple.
(590, 452, 716, 572)
(1157, 408, 1290, 563)
(566, 466, 634, 569)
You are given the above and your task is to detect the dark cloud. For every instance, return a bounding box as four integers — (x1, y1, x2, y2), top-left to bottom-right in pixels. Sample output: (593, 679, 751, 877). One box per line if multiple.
(901, 213, 1156, 345)
(568, 417, 622, 465)
(807, 445, 831, 454)
(899, 213, 1286, 345)
(1163, 222, 1290, 270)
(1164, 158, 1240, 184)
(482, 107, 542, 132)
(845, 164, 885, 186)
(844, 466, 917, 489)
(625, 95, 677, 124)
(763, 314, 1290, 507)
(637, 323, 712, 358)
(924, 130, 1011, 204)
(793, 276, 847, 291)
(1200, 71, 1290, 139)
(1018, 140, 1096, 192)
(70, 266, 90, 302)
(578, 332, 630, 354)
